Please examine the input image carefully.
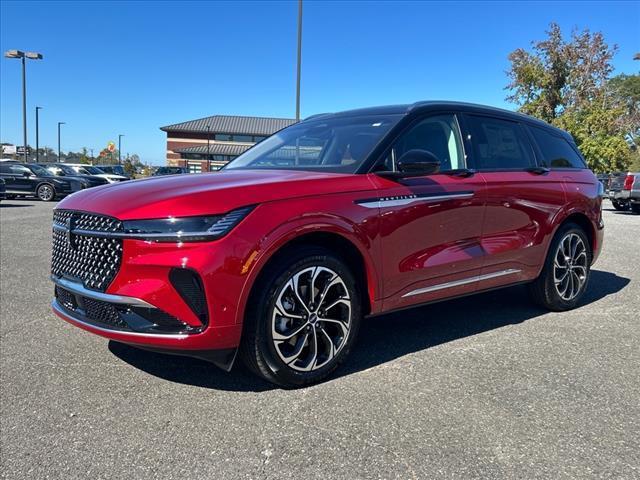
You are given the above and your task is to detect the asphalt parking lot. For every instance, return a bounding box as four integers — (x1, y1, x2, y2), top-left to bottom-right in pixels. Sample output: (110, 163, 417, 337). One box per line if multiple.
(1, 199, 638, 479)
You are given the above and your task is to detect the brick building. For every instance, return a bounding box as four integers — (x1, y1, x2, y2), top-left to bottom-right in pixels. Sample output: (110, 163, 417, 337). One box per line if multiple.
(160, 115, 296, 172)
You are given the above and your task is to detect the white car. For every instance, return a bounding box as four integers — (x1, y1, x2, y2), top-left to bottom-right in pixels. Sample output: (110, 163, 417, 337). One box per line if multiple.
(65, 164, 129, 183)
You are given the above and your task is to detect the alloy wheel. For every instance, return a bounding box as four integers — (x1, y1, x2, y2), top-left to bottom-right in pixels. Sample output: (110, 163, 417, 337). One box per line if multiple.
(38, 185, 54, 201)
(271, 266, 352, 372)
(553, 233, 588, 301)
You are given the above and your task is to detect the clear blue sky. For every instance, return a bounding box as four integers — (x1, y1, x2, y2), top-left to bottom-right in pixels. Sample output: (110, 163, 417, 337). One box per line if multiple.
(1, 0, 638, 165)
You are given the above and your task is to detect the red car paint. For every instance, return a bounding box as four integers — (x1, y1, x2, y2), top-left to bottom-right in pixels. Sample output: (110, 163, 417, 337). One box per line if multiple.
(51, 102, 604, 367)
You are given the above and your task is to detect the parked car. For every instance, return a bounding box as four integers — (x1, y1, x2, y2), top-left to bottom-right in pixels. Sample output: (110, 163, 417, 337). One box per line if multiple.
(0, 163, 82, 201)
(95, 164, 130, 179)
(608, 172, 631, 210)
(153, 166, 190, 176)
(50, 101, 604, 387)
(64, 164, 129, 183)
(0, 177, 5, 202)
(610, 172, 640, 213)
(37, 163, 110, 188)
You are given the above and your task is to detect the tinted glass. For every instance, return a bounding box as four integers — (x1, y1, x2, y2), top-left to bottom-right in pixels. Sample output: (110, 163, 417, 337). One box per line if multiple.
(530, 126, 586, 168)
(10, 165, 31, 175)
(384, 114, 465, 171)
(467, 116, 534, 170)
(25, 164, 52, 176)
(0, 165, 11, 174)
(225, 114, 402, 173)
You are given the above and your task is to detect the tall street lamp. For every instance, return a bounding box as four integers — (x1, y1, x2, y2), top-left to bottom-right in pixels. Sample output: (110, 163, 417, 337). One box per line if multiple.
(118, 134, 124, 164)
(206, 125, 211, 172)
(295, 0, 303, 121)
(4, 50, 43, 162)
(57, 122, 65, 163)
(35, 106, 43, 162)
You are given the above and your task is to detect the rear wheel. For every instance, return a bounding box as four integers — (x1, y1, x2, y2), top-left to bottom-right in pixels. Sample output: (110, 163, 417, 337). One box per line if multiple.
(631, 204, 640, 214)
(529, 223, 592, 311)
(240, 246, 361, 388)
(611, 200, 628, 211)
(37, 184, 56, 202)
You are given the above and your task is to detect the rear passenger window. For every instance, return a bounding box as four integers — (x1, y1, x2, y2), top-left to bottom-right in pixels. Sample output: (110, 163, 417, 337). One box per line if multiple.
(529, 126, 586, 169)
(466, 116, 534, 170)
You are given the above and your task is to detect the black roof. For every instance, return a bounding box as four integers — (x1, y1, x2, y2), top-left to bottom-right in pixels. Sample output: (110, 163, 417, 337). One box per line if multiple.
(304, 101, 570, 140)
(161, 115, 296, 136)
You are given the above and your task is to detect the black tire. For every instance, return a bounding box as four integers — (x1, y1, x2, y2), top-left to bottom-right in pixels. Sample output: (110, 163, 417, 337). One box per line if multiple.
(611, 200, 628, 211)
(240, 245, 362, 388)
(36, 183, 56, 202)
(529, 223, 592, 311)
(631, 204, 640, 214)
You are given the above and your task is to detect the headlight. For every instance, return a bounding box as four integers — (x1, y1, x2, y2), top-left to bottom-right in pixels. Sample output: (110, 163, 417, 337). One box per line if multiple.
(122, 205, 254, 242)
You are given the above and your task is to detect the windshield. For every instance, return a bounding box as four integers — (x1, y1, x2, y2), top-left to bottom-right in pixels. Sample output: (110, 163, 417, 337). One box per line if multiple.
(81, 166, 105, 175)
(26, 164, 53, 177)
(57, 164, 77, 175)
(224, 114, 402, 173)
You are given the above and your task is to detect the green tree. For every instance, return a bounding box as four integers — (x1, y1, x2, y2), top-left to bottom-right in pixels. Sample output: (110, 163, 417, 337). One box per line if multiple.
(506, 23, 635, 173)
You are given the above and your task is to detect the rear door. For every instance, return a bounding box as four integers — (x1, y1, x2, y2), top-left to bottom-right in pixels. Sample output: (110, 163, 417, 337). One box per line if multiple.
(460, 114, 567, 288)
(369, 113, 487, 311)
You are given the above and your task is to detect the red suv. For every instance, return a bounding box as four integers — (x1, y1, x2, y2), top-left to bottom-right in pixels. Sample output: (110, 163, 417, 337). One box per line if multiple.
(51, 102, 604, 387)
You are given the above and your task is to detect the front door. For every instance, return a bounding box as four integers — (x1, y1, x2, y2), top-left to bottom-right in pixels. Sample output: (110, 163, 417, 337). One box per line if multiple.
(368, 113, 487, 311)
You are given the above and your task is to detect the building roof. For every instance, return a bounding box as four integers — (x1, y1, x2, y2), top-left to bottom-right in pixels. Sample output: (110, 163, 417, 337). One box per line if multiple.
(174, 143, 253, 156)
(161, 115, 296, 135)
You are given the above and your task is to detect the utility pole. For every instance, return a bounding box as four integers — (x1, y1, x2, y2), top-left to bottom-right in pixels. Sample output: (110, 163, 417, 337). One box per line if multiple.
(35, 106, 43, 162)
(57, 122, 65, 162)
(206, 125, 211, 173)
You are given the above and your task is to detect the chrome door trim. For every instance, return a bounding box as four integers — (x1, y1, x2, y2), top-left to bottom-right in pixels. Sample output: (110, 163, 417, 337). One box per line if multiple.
(51, 275, 156, 308)
(402, 268, 521, 298)
(356, 191, 474, 209)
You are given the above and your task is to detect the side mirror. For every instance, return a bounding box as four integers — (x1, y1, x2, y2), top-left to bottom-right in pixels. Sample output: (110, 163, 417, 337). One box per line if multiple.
(397, 150, 441, 175)
(376, 149, 441, 179)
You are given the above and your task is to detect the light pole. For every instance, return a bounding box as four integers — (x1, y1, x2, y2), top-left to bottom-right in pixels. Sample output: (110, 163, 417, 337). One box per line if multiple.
(35, 106, 43, 162)
(118, 134, 124, 164)
(57, 122, 65, 163)
(4, 50, 43, 162)
(206, 125, 211, 172)
(295, 0, 303, 121)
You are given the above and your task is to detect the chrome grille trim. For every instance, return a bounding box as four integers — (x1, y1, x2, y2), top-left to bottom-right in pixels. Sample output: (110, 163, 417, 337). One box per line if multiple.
(51, 209, 124, 291)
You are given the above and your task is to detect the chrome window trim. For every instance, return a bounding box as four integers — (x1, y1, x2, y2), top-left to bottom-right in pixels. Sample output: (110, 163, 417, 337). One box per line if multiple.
(51, 276, 156, 308)
(402, 269, 521, 298)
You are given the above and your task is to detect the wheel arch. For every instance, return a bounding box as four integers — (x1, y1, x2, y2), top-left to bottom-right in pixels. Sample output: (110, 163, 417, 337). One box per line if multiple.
(238, 229, 378, 327)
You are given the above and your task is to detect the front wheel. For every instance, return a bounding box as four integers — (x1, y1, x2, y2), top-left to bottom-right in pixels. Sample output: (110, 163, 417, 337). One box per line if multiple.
(529, 223, 592, 311)
(240, 246, 362, 388)
(37, 184, 56, 202)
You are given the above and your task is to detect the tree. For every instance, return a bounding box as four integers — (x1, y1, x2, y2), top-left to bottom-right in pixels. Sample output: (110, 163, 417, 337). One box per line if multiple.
(506, 23, 636, 173)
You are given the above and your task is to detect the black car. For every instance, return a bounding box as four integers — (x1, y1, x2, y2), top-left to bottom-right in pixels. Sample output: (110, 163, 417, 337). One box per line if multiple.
(37, 163, 109, 188)
(153, 166, 189, 176)
(0, 177, 5, 202)
(0, 163, 81, 201)
(95, 164, 130, 178)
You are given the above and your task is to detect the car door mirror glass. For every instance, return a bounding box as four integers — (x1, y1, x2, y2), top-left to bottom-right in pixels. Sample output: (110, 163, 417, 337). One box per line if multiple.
(397, 149, 441, 175)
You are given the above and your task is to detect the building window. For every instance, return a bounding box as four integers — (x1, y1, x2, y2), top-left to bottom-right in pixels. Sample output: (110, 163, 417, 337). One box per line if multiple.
(215, 134, 232, 141)
(188, 162, 202, 173)
(234, 135, 253, 143)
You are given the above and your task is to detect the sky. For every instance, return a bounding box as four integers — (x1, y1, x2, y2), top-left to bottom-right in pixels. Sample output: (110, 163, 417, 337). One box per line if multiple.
(1, 1, 638, 165)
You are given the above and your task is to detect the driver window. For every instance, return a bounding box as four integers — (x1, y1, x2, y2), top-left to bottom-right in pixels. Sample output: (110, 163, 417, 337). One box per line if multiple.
(381, 114, 465, 172)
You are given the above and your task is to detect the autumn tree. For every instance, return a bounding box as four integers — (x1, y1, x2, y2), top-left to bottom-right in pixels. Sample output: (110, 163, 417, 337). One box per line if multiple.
(506, 23, 638, 173)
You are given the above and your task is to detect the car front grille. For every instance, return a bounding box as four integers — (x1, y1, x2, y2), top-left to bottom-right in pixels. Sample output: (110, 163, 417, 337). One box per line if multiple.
(51, 210, 123, 291)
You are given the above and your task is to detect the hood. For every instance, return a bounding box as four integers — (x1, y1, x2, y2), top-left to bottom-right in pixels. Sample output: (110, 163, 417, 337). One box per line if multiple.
(57, 169, 375, 220)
